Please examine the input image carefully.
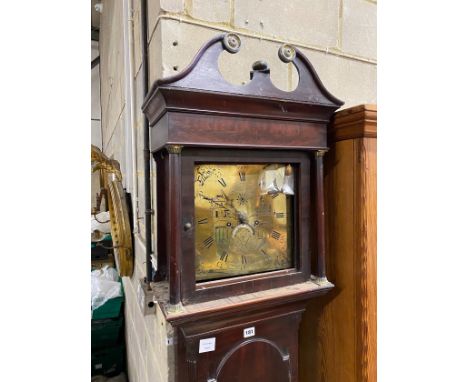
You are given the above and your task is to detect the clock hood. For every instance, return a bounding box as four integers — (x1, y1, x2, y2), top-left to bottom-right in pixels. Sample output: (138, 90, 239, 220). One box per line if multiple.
(142, 34, 343, 128)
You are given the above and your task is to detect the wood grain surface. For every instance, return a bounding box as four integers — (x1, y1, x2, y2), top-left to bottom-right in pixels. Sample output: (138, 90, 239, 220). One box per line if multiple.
(299, 105, 377, 382)
(330, 104, 377, 143)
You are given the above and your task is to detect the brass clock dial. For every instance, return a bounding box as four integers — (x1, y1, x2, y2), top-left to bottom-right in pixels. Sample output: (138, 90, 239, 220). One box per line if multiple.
(194, 163, 294, 281)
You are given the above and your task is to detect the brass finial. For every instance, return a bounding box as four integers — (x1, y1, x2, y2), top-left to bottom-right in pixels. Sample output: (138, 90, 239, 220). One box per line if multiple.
(223, 33, 241, 54)
(278, 44, 296, 63)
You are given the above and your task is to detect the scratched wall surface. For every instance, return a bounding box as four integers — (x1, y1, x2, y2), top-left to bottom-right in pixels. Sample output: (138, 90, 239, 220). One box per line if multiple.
(98, 1, 376, 381)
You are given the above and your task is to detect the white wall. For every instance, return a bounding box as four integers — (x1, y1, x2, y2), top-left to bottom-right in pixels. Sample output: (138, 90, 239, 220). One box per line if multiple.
(91, 40, 102, 149)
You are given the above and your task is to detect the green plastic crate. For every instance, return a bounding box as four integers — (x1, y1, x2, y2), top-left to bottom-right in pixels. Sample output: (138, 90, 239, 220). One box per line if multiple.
(91, 316, 124, 348)
(91, 343, 125, 377)
(92, 279, 124, 320)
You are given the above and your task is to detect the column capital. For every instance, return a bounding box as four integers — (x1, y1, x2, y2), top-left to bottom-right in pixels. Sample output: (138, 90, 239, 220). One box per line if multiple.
(166, 144, 183, 154)
(315, 149, 328, 158)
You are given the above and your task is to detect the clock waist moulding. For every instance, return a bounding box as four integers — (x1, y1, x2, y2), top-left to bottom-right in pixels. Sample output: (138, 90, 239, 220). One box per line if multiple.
(141, 34, 343, 382)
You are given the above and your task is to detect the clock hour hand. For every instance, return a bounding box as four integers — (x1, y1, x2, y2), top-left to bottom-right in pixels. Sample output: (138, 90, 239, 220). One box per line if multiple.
(199, 192, 226, 208)
(220, 189, 235, 207)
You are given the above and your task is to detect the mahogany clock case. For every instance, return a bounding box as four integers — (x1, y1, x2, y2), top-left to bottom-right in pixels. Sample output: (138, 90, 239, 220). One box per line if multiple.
(141, 33, 345, 382)
(154, 147, 314, 304)
(143, 34, 343, 307)
(176, 300, 304, 382)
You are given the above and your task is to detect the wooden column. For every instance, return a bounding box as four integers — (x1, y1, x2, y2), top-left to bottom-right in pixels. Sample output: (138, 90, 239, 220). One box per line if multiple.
(166, 144, 183, 306)
(299, 104, 377, 382)
(314, 149, 328, 281)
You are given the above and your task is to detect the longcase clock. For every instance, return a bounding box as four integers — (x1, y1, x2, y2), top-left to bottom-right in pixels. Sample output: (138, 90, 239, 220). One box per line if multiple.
(142, 33, 343, 382)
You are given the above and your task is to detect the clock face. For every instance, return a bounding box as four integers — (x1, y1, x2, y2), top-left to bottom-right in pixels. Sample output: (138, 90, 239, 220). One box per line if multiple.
(194, 163, 295, 282)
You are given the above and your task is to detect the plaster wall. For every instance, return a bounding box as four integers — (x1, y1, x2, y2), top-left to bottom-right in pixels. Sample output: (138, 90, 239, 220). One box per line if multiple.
(99, 1, 172, 381)
(91, 41, 102, 149)
(97, 1, 376, 381)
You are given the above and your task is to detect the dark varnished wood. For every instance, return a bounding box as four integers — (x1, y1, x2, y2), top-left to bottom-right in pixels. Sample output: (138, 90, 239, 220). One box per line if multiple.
(180, 148, 311, 304)
(146, 88, 337, 126)
(152, 280, 332, 327)
(151, 112, 328, 153)
(145, 280, 330, 381)
(142, 35, 342, 122)
(142, 34, 343, 153)
(141, 33, 344, 382)
(216, 340, 290, 382)
(314, 151, 327, 279)
(154, 150, 167, 281)
(167, 147, 183, 304)
(175, 298, 307, 382)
